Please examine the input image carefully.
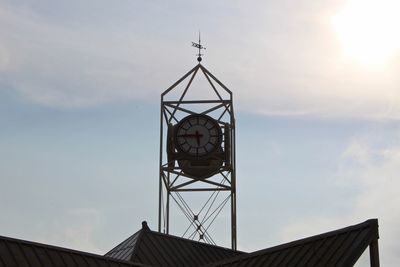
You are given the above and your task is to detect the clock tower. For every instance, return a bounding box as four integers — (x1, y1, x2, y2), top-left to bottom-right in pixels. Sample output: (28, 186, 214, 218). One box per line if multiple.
(158, 38, 237, 249)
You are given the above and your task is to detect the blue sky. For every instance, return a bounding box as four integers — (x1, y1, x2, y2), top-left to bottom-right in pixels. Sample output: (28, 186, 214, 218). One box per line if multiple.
(1, 0, 400, 266)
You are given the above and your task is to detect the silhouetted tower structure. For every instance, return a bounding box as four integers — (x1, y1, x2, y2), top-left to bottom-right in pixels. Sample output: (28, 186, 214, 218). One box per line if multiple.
(158, 37, 237, 249)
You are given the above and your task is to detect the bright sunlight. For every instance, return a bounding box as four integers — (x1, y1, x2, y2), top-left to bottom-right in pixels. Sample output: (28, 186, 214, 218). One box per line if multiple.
(333, 0, 400, 65)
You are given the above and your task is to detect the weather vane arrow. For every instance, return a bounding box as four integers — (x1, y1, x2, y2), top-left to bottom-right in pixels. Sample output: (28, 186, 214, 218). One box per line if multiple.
(192, 32, 206, 62)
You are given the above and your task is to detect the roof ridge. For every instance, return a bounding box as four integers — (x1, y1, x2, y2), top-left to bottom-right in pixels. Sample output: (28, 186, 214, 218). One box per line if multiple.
(144, 229, 244, 253)
(130, 224, 148, 261)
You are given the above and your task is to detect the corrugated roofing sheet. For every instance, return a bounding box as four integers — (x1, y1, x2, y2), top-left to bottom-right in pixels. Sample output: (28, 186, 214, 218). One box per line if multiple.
(1, 219, 379, 267)
(0, 234, 146, 267)
(104, 230, 140, 261)
(203, 219, 379, 267)
(105, 222, 245, 267)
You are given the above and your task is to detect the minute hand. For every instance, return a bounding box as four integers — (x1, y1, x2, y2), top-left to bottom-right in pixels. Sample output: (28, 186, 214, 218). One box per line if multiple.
(178, 131, 203, 145)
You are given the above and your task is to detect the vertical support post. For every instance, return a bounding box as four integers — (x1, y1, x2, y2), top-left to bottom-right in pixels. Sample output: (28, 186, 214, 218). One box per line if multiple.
(166, 188, 170, 234)
(231, 190, 237, 250)
(370, 240, 380, 267)
(231, 101, 237, 250)
(158, 176, 162, 232)
(158, 100, 164, 233)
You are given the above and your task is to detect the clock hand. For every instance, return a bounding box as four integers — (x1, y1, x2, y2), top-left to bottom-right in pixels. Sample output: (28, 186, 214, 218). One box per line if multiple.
(178, 131, 204, 146)
(177, 134, 204, 137)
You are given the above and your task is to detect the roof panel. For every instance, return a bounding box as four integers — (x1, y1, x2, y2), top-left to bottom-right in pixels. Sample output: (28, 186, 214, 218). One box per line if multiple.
(60, 253, 78, 267)
(308, 235, 338, 266)
(204, 219, 379, 267)
(105, 223, 245, 267)
(33, 246, 54, 266)
(286, 242, 313, 266)
(93, 258, 109, 267)
(104, 230, 140, 261)
(72, 254, 89, 266)
(278, 245, 302, 266)
(133, 230, 244, 267)
(259, 252, 276, 267)
(0, 240, 17, 267)
(270, 249, 289, 267)
(319, 234, 348, 266)
(19, 244, 42, 267)
(46, 248, 67, 267)
(0, 235, 145, 267)
(6, 242, 30, 267)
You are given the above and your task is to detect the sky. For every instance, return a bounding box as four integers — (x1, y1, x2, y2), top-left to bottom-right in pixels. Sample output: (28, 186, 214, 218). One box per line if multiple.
(1, 0, 400, 265)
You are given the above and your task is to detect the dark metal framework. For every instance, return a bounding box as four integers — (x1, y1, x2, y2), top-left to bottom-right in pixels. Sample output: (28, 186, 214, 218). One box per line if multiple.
(158, 63, 237, 250)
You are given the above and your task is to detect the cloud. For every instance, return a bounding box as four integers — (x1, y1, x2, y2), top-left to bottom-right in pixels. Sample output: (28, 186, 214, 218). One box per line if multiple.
(0, 2, 171, 108)
(63, 209, 103, 253)
(200, 1, 400, 119)
(1, 0, 400, 118)
(35, 208, 104, 254)
(278, 129, 400, 266)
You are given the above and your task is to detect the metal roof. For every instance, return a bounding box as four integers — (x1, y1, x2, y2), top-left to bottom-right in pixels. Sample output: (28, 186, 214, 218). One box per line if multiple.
(0, 219, 379, 267)
(0, 234, 146, 267)
(203, 219, 379, 267)
(104, 229, 140, 262)
(105, 221, 245, 267)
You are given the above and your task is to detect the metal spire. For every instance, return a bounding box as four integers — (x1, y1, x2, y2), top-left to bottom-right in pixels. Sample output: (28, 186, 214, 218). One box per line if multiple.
(192, 32, 206, 62)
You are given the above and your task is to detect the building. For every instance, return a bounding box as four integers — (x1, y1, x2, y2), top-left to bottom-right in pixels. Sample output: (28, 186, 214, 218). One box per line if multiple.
(0, 219, 379, 266)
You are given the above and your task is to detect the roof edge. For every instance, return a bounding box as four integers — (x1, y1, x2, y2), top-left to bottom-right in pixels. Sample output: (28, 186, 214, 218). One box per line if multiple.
(202, 219, 378, 267)
(0, 234, 141, 266)
(253, 219, 378, 256)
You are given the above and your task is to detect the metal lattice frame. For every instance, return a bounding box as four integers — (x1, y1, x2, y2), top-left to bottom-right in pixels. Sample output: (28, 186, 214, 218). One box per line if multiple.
(158, 63, 237, 250)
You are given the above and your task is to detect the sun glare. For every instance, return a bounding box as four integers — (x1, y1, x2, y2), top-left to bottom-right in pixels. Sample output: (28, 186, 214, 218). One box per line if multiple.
(333, 0, 400, 65)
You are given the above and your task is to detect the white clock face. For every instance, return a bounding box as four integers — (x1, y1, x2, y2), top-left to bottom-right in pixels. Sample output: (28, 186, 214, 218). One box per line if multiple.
(175, 114, 222, 157)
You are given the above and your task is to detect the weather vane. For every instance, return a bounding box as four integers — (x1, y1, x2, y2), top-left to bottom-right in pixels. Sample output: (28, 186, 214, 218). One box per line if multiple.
(192, 32, 206, 62)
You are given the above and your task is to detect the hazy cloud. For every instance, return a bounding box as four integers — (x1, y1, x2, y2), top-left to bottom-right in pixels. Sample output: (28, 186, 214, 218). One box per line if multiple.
(0, 1, 167, 108)
(1, 1, 400, 118)
(32, 208, 104, 254)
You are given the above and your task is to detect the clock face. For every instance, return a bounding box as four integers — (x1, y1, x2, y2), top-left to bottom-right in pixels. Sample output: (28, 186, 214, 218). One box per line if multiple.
(175, 114, 222, 157)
